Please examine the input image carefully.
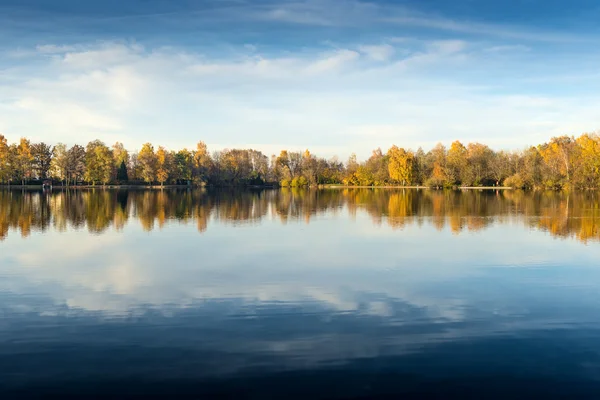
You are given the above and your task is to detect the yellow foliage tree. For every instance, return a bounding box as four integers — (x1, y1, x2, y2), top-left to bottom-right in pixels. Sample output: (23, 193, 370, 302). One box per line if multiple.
(387, 145, 415, 185)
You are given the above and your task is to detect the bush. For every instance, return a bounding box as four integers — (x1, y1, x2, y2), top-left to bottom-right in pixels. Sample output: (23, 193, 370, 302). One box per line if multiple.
(297, 176, 308, 186)
(504, 173, 524, 189)
(290, 176, 309, 187)
(280, 179, 290, 187)
(424, 177, 445, 189)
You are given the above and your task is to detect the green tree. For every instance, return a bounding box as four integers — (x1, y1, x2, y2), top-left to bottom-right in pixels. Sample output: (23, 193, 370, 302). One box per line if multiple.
(31, 142, 53, 179)
(116, 160, 129, 183)
(112, 142, 129, 181)
(174, 149, 193, 184)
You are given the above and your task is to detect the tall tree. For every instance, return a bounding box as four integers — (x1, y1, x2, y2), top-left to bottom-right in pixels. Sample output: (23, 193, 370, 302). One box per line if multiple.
(31, 142, 53, 179)
(387, 146, 415, 185)
(575, 134, 600, 188)
(85, 140, 114, 185)
(112, 142, 129, 181)
(427, 143, 448, 187)
(50, 143, 69, 184)
(156, 146, 171, 187)
(0, 135, 9, 184)
(138, 143, 157, 184)
(249, 150, 269, 183)
(466, 143, 494, 186)
(365, 148, 389, 185)
(16, 138, 34, 185)
(276, 150, 302, 180)
(489, 150, 511, 186)
(446, 140, 468, 185)
(174, 149, 193, 184)
(193, 141, 212, 183)
(539, 136, 577, 188)
(116, 160, 129, 183)
(67, 145, 86, 185)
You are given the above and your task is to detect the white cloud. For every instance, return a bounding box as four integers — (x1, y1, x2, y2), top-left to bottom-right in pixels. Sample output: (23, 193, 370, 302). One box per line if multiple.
(484, 45, 531, 53)
(36, 44, 77, 54)
(188, 49, 360, 78)
(1, 39, 600, 159)
(13, 98, 122, 131)
(358, 44, 395, 61)
(427, 40, 467, 55)
(60, 43, 145, 69)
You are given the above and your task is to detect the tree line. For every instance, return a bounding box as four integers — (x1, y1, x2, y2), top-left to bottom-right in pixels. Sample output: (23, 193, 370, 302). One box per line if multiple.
(2, 189, 599, 243)
(1, 133, 599, 189)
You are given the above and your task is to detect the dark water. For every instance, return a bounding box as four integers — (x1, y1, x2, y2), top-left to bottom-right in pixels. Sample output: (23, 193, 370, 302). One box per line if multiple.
(2, 188, 600, 398)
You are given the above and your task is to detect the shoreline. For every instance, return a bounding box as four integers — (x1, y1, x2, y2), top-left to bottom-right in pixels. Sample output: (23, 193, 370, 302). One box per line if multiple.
(1, 184, 514, 190)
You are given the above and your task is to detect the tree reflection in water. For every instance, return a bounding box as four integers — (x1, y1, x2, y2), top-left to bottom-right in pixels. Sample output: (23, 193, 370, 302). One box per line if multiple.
(0, 188, 599, 243)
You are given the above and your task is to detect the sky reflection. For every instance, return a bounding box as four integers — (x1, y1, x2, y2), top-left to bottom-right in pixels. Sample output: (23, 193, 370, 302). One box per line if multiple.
(2, 188, 600, 393)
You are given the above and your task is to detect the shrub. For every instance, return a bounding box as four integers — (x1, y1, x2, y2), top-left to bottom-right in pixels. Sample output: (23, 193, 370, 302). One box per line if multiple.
(280, 179, 290, 187)
(425, 177, 445, 189)
(297, 176, 308, 186)
(504, 173, 524, 189)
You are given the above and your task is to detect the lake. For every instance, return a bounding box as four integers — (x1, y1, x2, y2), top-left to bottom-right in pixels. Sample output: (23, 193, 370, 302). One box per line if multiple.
(2, 188, 600, 398)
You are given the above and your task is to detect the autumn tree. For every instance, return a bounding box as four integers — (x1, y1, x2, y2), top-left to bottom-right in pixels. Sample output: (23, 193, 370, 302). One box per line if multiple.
(574, 134, 600, 188)
(128, 152, 141, 181)
(67, 145, 86, 185)
(249, 150, 269, 184)
(346, 153, 359, 177)
(365, 148, 389, 185)
(156, 146, 172, 187)
(521, 147, 543, 188)
(0, 135, 9, 183)
(489, 151, 511, 186)
(85, 140, 114, 185)
(138, 143, 157, 184)
(301, 149, 317, 185)
(276, 150, 302, 181)
(387, 146, 414, 185)
(15, 138, 34, 185)
(446, 140, 468, 185)
(539, 136, 577, 188)
(220, 149, 252, 184)
(50, 143, 69, 184)
(193, 141, 212, 184)
(465, 143, 494, 186)
(426, 143, 448, 187)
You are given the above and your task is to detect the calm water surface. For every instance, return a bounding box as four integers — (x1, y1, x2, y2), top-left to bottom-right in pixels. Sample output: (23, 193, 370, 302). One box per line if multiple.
(2, 188, 600, 398)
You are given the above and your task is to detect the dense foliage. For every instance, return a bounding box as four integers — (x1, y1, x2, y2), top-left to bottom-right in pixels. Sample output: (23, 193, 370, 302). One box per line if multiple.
(1, 133, 600, 189)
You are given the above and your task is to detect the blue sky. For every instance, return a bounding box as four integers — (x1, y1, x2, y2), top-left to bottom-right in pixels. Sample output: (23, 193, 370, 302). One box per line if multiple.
(1, 0, 600, 159)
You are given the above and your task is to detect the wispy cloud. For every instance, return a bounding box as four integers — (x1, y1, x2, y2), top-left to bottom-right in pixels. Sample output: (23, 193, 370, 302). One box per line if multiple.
(1, 38, 600, 157)
(358, 44, 395, 61)
(1, 0, 600, 157)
